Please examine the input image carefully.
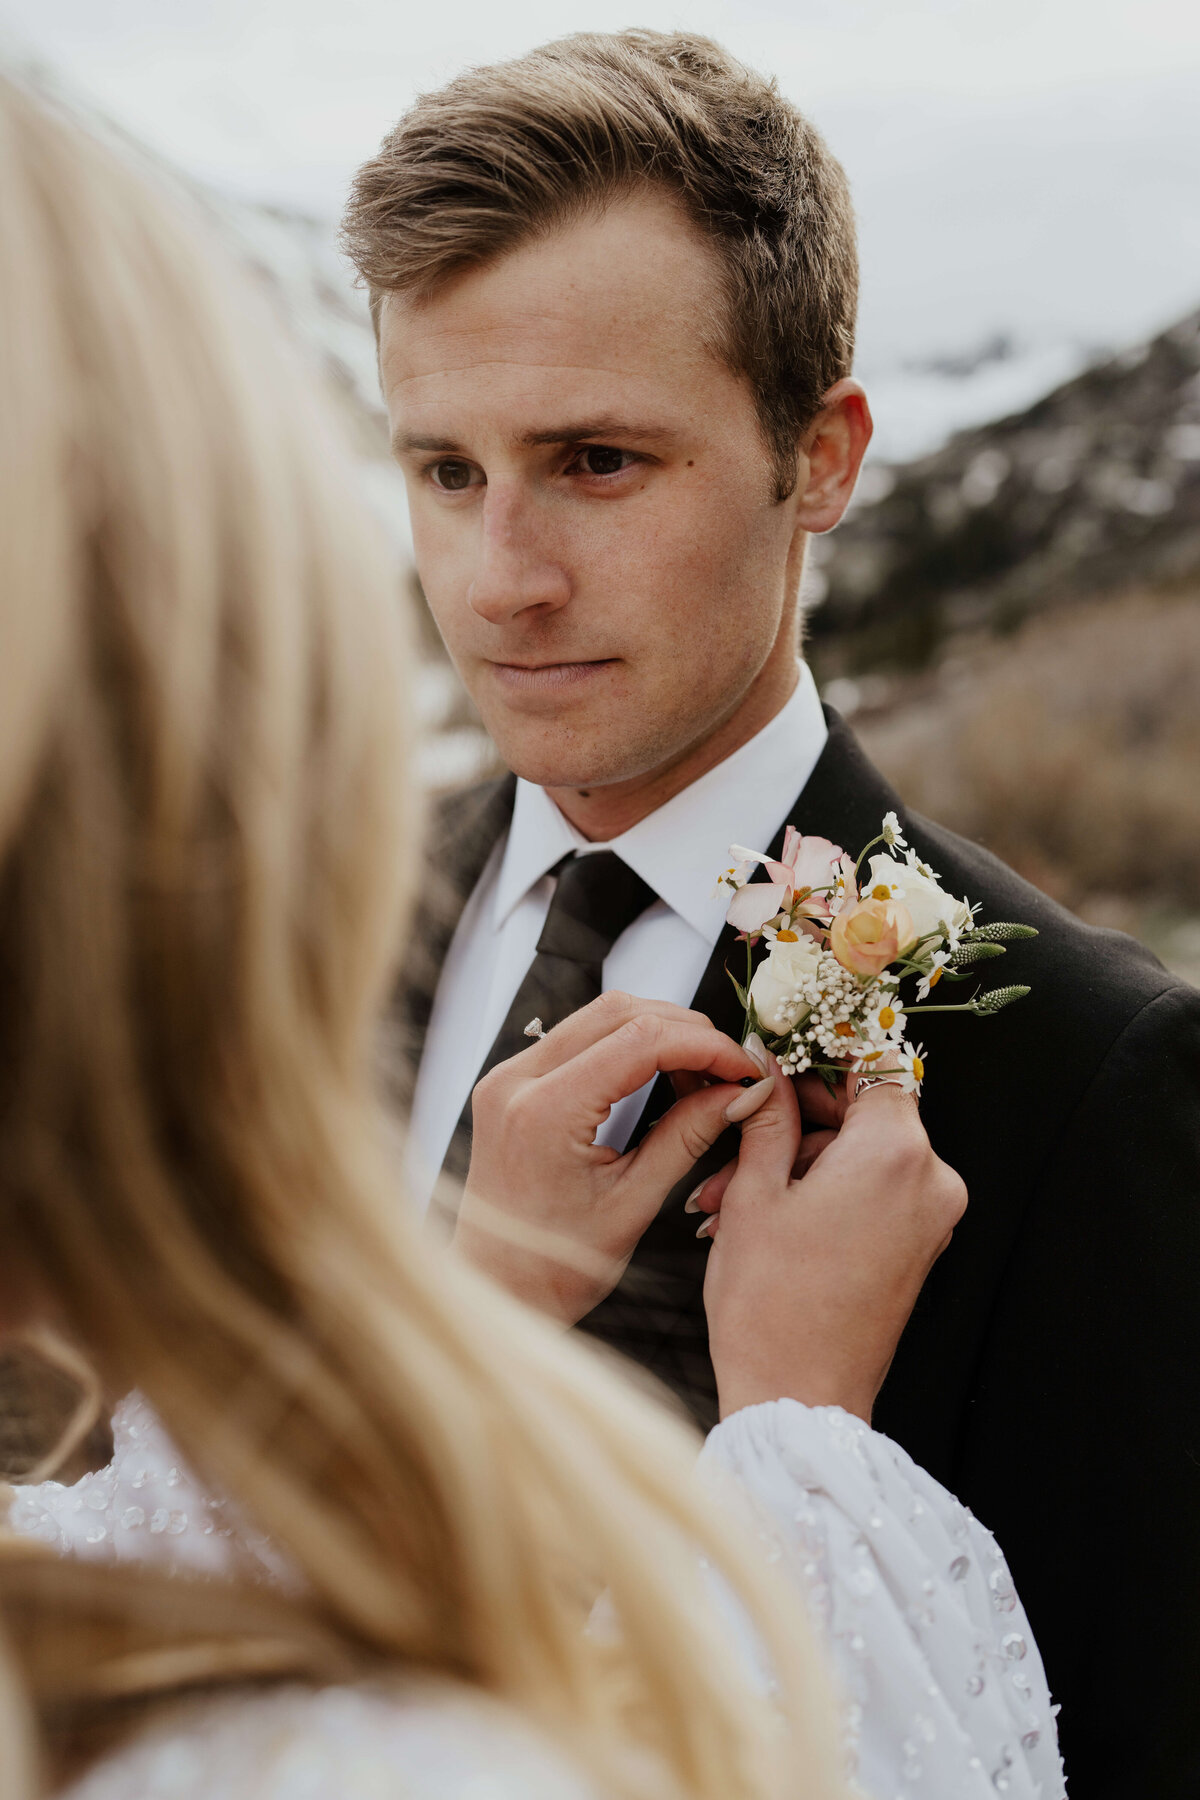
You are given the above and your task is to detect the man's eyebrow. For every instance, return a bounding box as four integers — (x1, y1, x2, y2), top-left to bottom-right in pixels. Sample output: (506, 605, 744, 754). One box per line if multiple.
(392, 431, 462, 456)
(391, 419, 679, 458)
(519, 418, 677, 448)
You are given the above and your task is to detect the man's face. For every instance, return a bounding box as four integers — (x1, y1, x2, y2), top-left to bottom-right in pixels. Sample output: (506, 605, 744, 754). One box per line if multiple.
(380, 191, 804, 793)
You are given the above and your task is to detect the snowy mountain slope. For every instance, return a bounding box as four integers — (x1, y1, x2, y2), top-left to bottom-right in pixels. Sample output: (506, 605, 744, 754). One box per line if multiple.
(809, 309, 1200, 672)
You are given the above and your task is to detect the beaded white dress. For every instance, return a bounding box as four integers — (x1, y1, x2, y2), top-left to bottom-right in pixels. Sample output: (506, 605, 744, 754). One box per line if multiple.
(8, 1394, 1065, 1800)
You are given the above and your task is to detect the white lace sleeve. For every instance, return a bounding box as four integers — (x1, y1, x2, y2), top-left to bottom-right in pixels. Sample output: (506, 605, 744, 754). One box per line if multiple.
(60, 1680, 599, 1800)
(6, 1393, 288, 1586)
(699, 1400, 1065, 1800)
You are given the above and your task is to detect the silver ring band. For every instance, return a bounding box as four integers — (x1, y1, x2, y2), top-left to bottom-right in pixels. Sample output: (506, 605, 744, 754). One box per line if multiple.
(854, 1073, 905, 1093)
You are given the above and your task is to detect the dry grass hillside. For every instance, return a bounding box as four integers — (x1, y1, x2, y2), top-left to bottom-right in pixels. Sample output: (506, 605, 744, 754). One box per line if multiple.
(847, 585, 1200, 984)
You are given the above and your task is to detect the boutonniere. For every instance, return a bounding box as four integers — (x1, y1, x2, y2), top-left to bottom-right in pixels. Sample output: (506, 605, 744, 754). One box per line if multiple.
(716, 812, 1035, 1094)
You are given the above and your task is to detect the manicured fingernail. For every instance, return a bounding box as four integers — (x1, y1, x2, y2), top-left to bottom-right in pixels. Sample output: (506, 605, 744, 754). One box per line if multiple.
(683, 1183, 706, 1214)
(695, 1215, 717, 1239)
(742, 1031, 771, 1076)
(724, 1073, 775, 1122)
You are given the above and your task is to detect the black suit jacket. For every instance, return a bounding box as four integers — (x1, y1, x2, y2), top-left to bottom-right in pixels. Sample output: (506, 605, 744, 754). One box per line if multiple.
(400, 711, 1200, 1799)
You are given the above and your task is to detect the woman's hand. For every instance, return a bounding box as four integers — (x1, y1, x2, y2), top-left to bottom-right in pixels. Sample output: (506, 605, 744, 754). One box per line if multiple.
(457, 992, 773, 1324)
(702, 1071, 966, 1424)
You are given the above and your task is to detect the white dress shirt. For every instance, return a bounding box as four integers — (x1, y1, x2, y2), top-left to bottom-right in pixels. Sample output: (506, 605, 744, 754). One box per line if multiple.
(406, 662, 828, 1211)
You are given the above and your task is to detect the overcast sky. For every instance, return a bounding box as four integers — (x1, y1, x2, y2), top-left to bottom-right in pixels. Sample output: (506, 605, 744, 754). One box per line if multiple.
(3, 0, 1198, 393)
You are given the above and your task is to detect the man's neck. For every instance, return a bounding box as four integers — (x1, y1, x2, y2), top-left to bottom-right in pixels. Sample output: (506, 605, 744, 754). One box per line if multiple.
(544, 657, 801, 842)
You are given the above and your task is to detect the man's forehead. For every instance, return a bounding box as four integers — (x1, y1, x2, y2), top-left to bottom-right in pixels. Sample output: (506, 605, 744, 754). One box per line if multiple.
(379, 193, 724, 389)
(380, 308, 717, 449)
(380, 290, 710, 392)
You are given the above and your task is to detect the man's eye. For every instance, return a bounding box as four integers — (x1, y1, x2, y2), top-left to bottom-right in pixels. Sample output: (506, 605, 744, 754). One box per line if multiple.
(430, 460, 478, 491)
(576, 446, 632, 477)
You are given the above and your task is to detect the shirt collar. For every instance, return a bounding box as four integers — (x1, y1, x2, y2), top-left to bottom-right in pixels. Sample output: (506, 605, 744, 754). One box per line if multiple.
(493, 662, 828, 944)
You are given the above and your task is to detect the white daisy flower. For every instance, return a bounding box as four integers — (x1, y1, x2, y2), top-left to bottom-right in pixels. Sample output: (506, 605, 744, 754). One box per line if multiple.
(759, 914, 805, 943)
(882, 810, 907, 850)
(916, 950, 950, 1001)
(866, 996, 906, 1040)
(941, 907, 977, 951)
(895, 1042, 927, 1094)
(865, 874, 906, 903)
(829, 868, 854, 915)
(904, 847, 939, 882)
(712, 857, 754, 898)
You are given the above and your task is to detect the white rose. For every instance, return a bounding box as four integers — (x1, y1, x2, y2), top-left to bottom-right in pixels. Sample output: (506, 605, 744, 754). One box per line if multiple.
(749, 933, 823, 1034)
(866, 854, 971, 949)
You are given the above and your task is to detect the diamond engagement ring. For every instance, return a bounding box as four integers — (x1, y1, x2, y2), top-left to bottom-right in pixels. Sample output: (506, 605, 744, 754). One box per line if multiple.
(523, 1017, 547, 1041)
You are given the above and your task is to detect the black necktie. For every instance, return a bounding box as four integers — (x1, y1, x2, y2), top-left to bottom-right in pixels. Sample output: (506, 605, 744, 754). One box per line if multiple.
(438, 851, 658, 1191)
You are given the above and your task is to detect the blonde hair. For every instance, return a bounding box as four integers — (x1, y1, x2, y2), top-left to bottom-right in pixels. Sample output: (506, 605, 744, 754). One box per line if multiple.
(343, 29, 858, 499)
(0, 73, 845, 1800)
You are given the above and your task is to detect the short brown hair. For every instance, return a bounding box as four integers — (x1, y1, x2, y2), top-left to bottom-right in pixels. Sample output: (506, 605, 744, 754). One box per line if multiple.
(342, 30, 858, 498)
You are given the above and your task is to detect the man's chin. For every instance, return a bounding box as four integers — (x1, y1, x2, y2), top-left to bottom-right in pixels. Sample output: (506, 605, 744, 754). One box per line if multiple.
(488, 723, 650, 794)
(499, 746, 629, 792)
(476, 689, 639, 791)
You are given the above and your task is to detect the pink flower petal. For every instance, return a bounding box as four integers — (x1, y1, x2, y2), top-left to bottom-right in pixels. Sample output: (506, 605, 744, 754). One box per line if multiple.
(790, 835, 846, 889)
(779, 824, 804, 870)
(726, 882, 790, 933)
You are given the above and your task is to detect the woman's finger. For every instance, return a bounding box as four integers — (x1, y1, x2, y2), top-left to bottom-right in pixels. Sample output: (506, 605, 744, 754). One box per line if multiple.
(684, 1159, 737, 1217)
(792, 1069, 850, 1131)
(847, 1072, 919, 1112)
(517, 992, 720, 1077)
(688, 1161, 736, 1244)
(534, 1014, 760, 1130)
(668, 1068, 711, 1101)
(629, 1078, 775, 1209)
(792, 1126, 838, 1179)
(725, 1059, 803, 1192)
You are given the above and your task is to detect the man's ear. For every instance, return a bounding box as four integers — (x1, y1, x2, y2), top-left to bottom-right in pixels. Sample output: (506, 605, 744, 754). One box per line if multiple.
(792, 379, 874, 534)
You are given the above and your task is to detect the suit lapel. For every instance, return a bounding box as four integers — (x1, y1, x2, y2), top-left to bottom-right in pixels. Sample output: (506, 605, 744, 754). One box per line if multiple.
(627, 708, 903, 1146)
(389, 772, 517, 1105)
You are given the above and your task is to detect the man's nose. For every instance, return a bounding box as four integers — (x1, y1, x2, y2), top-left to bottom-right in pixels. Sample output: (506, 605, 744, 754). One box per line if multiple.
(466, 484, 571, 625)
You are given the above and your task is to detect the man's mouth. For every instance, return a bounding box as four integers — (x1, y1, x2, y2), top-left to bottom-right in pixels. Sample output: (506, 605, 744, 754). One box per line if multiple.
(486, 658, 618, 692)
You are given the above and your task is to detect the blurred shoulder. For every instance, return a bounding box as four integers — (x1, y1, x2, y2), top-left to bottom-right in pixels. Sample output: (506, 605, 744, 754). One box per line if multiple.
(430, 771, 516, 847)
(63, 1677, 598, 1800)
